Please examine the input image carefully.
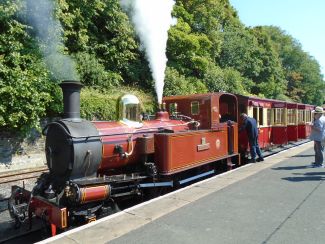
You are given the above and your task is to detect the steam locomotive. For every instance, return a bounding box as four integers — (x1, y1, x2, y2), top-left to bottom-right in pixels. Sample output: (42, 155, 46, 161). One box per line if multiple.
(9, 80, 240, 236)
(8, 80, 314, 236)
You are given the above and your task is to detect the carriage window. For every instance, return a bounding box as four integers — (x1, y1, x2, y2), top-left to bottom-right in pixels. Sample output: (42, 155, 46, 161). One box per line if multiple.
(191, 101, 200, 115)
(259, 108, 264, 126)
(267, 109, 272, 126)
(253, 107, 258, 123)
(287, 109, 296, 125)
(306, 110, 312, 122)
(169, 103, 178, 114)
(274, 108, 284, 125)
(298, 110, 305, 123)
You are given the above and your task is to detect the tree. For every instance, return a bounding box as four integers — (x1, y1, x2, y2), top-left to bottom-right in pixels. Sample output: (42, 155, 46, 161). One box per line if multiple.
(263, 26, 325, 104)
(0, 0, 56, 133)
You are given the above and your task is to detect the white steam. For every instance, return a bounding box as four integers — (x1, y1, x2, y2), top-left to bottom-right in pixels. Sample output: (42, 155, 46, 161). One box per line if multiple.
(120, 0, 176, 104)
(23, 0, 79, 80)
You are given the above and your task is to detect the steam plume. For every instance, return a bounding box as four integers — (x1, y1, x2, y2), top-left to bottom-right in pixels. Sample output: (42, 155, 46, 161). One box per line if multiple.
(22, 0, 79, 80)
(120, 0, 176, 104)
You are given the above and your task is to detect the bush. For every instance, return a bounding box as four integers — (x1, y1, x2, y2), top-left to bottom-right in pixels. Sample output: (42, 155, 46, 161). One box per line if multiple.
(80, 86, 155, 121)
(0, 1, 54, 134)
(75, 52, 123, 88)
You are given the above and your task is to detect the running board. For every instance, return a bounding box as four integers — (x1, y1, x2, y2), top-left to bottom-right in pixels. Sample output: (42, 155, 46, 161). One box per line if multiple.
(178, 170, 215, 185)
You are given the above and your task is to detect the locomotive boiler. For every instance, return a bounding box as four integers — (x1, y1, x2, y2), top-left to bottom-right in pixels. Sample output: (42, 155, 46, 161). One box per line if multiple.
(9, 80, 240, 236)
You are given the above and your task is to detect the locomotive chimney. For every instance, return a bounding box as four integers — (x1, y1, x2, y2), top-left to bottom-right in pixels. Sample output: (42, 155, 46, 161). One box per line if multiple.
(59, 80, 83, 120)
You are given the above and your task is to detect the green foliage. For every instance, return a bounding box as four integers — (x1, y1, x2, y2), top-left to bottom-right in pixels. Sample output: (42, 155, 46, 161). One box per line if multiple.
(80, 86, 155, 121)
(0, 0, 54, 133)
(163, 67, 208, 96)
(1, 0, 324, 135)
(75, 52, 122, 88)
(262, 26, 325, 104)
(57, 0, 138, 75)
(203, 64, 248, 94)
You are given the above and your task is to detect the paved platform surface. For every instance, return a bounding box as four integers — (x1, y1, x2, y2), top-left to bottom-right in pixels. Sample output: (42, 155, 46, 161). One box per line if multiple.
(42, 141, 325, 244)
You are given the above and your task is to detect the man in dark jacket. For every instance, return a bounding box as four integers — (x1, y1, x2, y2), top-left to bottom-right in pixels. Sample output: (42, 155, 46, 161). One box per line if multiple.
(240, 113, 264, 163)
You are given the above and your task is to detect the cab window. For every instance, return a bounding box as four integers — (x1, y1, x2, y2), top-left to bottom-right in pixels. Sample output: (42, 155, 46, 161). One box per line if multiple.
(169, 103, 178, 114)
(191, 101, 200, 115)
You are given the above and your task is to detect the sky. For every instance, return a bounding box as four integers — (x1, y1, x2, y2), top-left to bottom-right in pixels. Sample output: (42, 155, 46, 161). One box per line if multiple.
(229, 0, 325, 76)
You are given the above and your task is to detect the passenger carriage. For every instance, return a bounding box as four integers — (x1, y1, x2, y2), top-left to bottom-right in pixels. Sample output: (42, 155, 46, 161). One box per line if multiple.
(236, 95, 273, 158)
(297, 104, 313, 139)
(271, 100, 287, 145)
(286, 102, 299, 142)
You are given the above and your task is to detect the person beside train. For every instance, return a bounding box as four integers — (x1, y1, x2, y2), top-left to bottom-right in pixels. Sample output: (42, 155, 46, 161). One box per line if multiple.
(309, 106, 325, 167)
(239, 113, 264, 163)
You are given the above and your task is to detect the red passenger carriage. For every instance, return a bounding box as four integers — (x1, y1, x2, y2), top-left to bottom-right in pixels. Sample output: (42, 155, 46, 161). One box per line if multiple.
(286, 102, 299, 142)
(236, 95, 273, 157)
(271, 100, 287, 145)
(297, 104, 313, 139)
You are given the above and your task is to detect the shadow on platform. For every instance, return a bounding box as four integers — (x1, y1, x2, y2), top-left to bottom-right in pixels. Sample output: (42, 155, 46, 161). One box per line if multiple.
(272, 165, 312, 170)
(282, 176, 325, 182)
(291, 154, 314, 158)
(283, 171, 325, 182)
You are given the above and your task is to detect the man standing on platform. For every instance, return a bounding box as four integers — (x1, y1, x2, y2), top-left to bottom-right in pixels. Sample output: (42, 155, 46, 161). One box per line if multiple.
(240, 113, 264, 163)
(309, 106, 325, 167)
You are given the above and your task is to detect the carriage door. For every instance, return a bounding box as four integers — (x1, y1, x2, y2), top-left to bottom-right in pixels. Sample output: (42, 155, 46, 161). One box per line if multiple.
(253, 107, 259, 126)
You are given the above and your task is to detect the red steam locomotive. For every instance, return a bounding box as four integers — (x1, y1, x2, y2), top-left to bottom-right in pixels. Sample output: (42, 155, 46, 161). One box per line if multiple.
(8, 80, 312, 236)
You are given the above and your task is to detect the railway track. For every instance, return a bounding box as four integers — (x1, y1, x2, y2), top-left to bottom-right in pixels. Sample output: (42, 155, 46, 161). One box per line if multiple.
(0, 166, 48, 243)
(0, 166, 48, 185)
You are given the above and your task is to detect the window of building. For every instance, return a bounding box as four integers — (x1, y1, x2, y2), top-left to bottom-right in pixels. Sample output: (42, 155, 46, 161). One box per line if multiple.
(191, 101, 200, 115)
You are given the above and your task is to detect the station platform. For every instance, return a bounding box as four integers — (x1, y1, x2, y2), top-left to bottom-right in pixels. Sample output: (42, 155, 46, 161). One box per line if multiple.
(41, 141, 325, 244)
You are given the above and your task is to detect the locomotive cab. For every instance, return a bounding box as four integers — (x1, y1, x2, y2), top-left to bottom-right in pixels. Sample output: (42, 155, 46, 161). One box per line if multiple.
(117, 94, 143, 128)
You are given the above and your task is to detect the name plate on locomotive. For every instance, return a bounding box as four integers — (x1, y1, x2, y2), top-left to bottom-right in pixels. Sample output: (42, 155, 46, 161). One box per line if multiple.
(197, 137, 210, 151)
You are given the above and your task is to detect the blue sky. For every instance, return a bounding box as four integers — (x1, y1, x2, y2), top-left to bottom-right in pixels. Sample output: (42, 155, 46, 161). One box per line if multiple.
(229, 0, 325, 76)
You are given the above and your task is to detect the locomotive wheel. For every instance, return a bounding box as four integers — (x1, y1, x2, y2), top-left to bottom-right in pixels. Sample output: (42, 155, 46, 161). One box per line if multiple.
(101, 199, 120, 216)
(8, 188, 29, 229)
